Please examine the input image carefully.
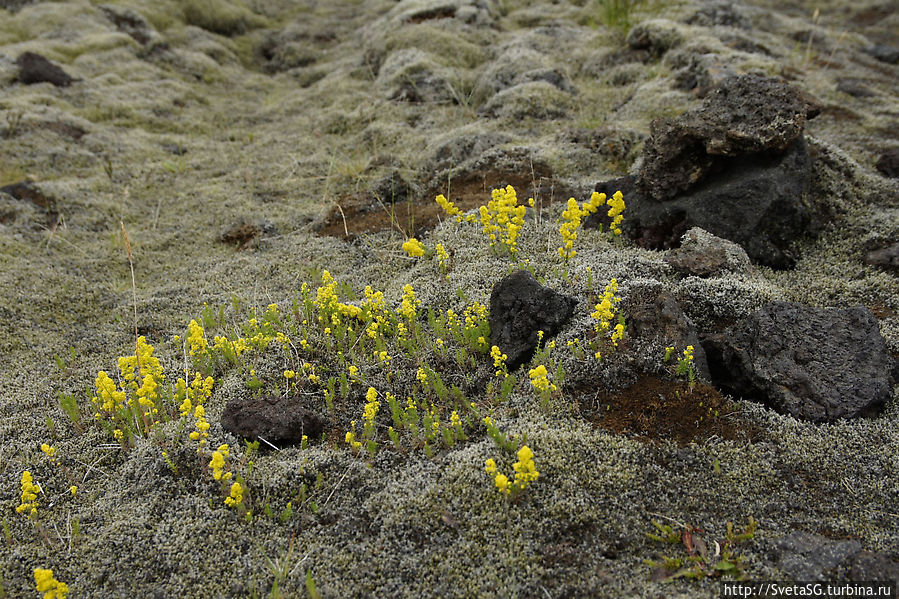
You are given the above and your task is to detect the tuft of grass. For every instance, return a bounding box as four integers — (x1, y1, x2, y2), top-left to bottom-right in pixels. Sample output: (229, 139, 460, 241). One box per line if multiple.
(644, 516, 758, 581)
(593, 0, 648, 34)
(182, 0, 266, 37)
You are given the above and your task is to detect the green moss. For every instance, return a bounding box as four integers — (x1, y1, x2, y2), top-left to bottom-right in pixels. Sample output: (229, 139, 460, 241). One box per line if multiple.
(380, 25, 487, 70)
(182, 0, 268, 36)
(46, 32, 138, 63)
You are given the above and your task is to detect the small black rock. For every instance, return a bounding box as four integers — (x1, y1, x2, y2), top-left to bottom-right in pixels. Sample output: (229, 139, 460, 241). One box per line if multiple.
(703, 302, 893, 422)
(488, 270, 577, 370)
(875, 148, 899, 179)
(16, 52, 75, 87)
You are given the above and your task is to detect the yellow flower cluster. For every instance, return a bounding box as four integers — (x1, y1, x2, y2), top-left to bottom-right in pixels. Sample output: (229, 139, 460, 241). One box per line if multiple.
(558, 192, 605, 260)
(591, 278, 621, 334)
(187, 319, 208, 357)
(176, 372, 214, 418)
(528, 364, 557, 396)
(189, 404, 210, 449)
(490, 345, 508, 378)
(484, 446, 539, 497)
(669, 345, 696, 383)
(345, 420, 362, 453)
(363, 387, 380, 431)
(461, 303, 490, 350)
(90, 338, 173, 438)
(212, 335, 249, 359)
(512, 445, 539, 490)
(225, 481, 244, 507)
(209, 444, 232, 481)
(450, 410, 462, 429)
(590, 278, 622, 359)
(34, 568, 69, 599)
(435, 243, 449, 273)
(17, 470, 40, 517)
(402, 238, 426, 257)
(362, 285, 390, 340)
(398, 284, 419, 322)
(478, 185, 527, 257)
(435, 194, 465, 222)
(40, 443, 56, 458)
(117, 336, 162, 383)
(345, 387, 381, 457)
(92, 371, 126, 415)
(606, 190, 625, 236)
(374, 350, 391, 367)
(314, 270, 342, 323)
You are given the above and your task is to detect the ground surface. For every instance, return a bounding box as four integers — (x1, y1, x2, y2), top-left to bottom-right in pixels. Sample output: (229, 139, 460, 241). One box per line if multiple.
(1, 0, 897, 597)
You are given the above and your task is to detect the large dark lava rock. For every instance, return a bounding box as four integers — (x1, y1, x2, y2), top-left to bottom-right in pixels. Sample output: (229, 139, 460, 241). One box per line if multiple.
(637, 74, 819, 201)
(593, 74, 822, 269)
(628, 138, 814, 268)
(703, 302, 894, 422)
(488, 270, 577, 370)
(775, 532, 899, 583)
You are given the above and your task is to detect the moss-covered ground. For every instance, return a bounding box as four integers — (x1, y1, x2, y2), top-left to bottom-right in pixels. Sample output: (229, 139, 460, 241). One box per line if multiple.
(1, 0, 897, 597)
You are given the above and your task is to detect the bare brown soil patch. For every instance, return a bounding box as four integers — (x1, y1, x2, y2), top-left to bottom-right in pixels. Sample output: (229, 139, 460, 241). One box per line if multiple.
(576, 376, 763, 447)
(315, 168, 580, 241)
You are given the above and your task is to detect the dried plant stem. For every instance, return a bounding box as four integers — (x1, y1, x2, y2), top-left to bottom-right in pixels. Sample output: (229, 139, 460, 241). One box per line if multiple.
(120, 222, 140, 372)
(121, 222, 152, 435)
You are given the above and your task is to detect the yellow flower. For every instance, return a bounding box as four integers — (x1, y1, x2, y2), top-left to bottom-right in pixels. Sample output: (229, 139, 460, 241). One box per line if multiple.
(284, 369, 295, 379)
(363, 387, 379, 428)
(435, 194, 463, 220)
(606, 190, 625, 236)
(209, 450, 227, 480)
(187, 319, 208, 357)
(402, 238, 426, 257)
(558, 197, 583, 260)
(93, 371, 125, 414)
(517, 445, 533, 463)
(398, 284, 419, 322)
(435, 243, 449, 272)
(484, 458, 497, 475)
(225, 482, 244, 507)
(40, 444, 56, 458)
(475, 185, 526, 257)
(34, 568, 69, 599)
(528, 364, 557, 396)
(16, 470, 40, 517)
(450, 411, 461, 428)
(494, 473, 511, 494)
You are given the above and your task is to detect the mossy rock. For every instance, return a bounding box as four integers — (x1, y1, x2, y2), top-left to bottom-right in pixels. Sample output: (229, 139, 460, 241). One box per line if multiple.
(181, 0, 267, 37)
(478, 81, 575, 121)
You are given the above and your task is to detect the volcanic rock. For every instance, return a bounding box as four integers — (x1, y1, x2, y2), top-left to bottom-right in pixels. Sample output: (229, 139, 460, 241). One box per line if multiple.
(703, 302, 893, 422)
(636, 74, 819, 202)
(875, 147, 899, 178)
(489, 270, 577, 370)
(624, 290, 710, 380)
(16, 52, 75, 87)
(664, 227, 753, 277)
(775, 532, 862, 580)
